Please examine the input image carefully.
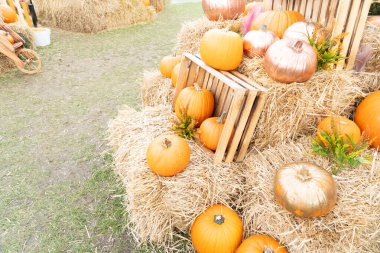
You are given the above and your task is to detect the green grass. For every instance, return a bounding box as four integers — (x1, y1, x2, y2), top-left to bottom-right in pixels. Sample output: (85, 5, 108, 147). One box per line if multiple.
(0, 3, 202, 252)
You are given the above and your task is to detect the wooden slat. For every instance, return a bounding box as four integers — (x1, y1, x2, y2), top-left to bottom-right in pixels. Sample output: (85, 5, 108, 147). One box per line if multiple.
(210, 77, 219, 94)
(346, 0, 373, 69)
(214, 90, 246, 164)
(225, 91, 258, 162)
(231, 71, 268, 92)
(326, 0, 339, 28)
(21, 1, 33, 27)
(299, 0, 307, 15)
(311, 0, 322, 22)
(206, 75, 214, 90)
(215, 85, 230, 116)
(332, 0, 351, 37)
(13, 0, 26, 25)
(186, 64, 198, 87)
(202, 72, 210, 89)
(214, 80, 224, 109)
(236, 93, 268, 161)
(338, 0, 362, 69)
(293, 0, 302, 12)
(172, 58, 191, 108)
(318, 0, 330, 24)
(222, 89, 234, 117)
(273, 0, 283, 10)
(288, 0, 296, 10)
(6, 0, 16, 12)
(195, 67, 206, 85)
(304, 0, 314, 20)
(264, 0, 274, 11)
(221, 71, 252, 90)
(281, 0, 288, 9)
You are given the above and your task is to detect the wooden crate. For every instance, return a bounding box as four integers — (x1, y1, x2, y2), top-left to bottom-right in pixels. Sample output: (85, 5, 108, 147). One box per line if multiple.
(172, 53, 268, 164)
(263, 0, 373, 70)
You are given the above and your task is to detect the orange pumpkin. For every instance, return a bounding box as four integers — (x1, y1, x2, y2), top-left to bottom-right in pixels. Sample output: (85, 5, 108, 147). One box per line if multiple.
(199, 112, 233, 151)
(236, 234, 288, 253)
(274, 162, 337, 217)
(160, 55, 181, 78)
(200, 28, 243, 71)
(0, 5, 17, 23)
(251, 10, 304, 38)
(143, 0, 150, 6)
(0, 30, 14, 44)
(191, 204, 243, 253)
(146, 134, 190, 177)
(171, 63, 181, 87)
(244, 2, 264, 16)
(354, 91, 380, 149)
(175, 83, 214, 126)
(317, 116, 361, 144)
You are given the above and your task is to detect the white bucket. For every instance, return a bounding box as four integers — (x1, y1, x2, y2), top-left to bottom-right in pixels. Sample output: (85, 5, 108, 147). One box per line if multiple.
(32, 27, 51, 47)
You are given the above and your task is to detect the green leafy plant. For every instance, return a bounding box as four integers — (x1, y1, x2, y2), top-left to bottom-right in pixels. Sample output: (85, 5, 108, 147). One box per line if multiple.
(369, 2, 380, 15)
(311, 131, 372, 175)
(307, 22, 348, 70)
(170, 109, 197, 140)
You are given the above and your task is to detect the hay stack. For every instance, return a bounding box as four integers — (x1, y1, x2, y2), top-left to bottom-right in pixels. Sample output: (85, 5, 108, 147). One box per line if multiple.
(108, 105, 245, 248)
(0, 23, 35, 74)
(34, 0, 156, 33)
(141, 70, 174, 107)
(238, 138, 380, 252)
(361, 25, 380, 73)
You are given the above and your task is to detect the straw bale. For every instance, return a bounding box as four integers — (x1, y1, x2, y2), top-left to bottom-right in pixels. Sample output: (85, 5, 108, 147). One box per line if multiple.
(34, 0, 156, 33)
(238, 137, 380, 252)
(142, 70, 174, 107)
(108, 105, 245, 247)
(361, 24, 380, 73)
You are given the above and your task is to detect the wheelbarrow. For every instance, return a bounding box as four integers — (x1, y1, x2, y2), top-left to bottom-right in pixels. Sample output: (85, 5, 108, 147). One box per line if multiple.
(0, 24, 41, 74)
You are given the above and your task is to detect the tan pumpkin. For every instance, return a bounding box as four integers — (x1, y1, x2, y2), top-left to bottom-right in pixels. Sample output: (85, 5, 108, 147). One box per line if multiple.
(160, 54, 181, 78)
(274, 162, 337, 217)
(243, 24, 278, 57)
(236, 234, 288, 253)
(175, 83, 214, 126)
(202, 0, 245, 21)
(251, 10, 305, 38)
(199, 112, 233, 151)
(264, 39, 317, 83)
(284, 21, 315, 43)
(171, 63, 181, 87)
(317, 116, 361, 145)
(354, 90, 380, 149)
(146, 134, 190, 177)
(200, 28, 243, 71)
(191, 204, 243, 253)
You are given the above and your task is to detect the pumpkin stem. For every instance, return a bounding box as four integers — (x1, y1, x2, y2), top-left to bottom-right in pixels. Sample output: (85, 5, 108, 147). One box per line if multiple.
(162, 138, 172, 149)
(260, 24, 267, 31)
(292, 41, 304, 53)
(297, 169, 313, 181)
(194, 83, 202, 92)
(217, 112, 227, 124)
(213, 215, 225, 225)
(264, 246, 274, 253)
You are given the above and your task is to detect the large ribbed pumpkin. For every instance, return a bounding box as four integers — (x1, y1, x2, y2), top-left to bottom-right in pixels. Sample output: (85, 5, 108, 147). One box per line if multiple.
(236, 234, 288, 253)
(191, 204, 243, 253)
(202, 0, 245, 21)
(251, 10, 304, 38)
(200, 29, 243, 71)
(0, 5, 17, 23)
(175, 83, 214, 126)
(317, 116, 361, 144)
(274, 162, 337, 217)
(146, 134, 190, 177)
(354, 91, 380, 149)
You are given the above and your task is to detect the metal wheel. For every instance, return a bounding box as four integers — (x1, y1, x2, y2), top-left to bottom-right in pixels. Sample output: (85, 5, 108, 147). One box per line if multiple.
(16, 48, 42, 74)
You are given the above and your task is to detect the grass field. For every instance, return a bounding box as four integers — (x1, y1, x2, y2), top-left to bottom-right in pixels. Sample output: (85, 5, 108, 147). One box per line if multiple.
(0, 3, 202, 252)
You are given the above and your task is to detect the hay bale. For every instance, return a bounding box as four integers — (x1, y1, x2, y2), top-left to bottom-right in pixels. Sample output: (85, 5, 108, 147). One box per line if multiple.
(142, 70, 174, 107)
(237, 138, 380, 252)
(34, 0, 156, 33)
(361, 25, 380, 73)
(108, 105, 245, 248)
(0, 23, 35, 74)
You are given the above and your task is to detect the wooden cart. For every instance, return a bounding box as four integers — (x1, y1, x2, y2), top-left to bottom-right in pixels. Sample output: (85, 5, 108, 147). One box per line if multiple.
(0, 24, 42, 74)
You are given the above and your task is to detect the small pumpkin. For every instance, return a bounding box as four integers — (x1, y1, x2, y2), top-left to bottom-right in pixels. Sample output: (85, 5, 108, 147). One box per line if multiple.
(244, 2, 264, 16)
(0, 30, 14, 44)
(251, 10, 304, 38)
(236, 234, 288, 253)
(317, 116, 361, 145)
(199, 112, 233, 151)
(264, 39, 317, 83)
(200, 28, 243, 71)
(0, 5, 17, 23)
(243, 24, 278, 58)
(202, 0, 245, 21)
(354, 90, 380, 149)
(146, 134, 190, 177)
(171, 63, 181, 87)
(143, 0, 150, 6)
(160, 54, 181, 78)
(175, 83, 214, 126)
(284, 21, 315, 43)
(274, 162, 337, 217)
(191, 204, 243, 253)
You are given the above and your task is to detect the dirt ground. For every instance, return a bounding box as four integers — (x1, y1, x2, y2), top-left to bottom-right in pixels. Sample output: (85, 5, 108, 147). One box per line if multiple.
(0, 3, 202, 252)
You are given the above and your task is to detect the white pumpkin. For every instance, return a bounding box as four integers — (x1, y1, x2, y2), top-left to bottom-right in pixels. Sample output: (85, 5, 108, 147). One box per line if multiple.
(284, 22, 315, 43)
